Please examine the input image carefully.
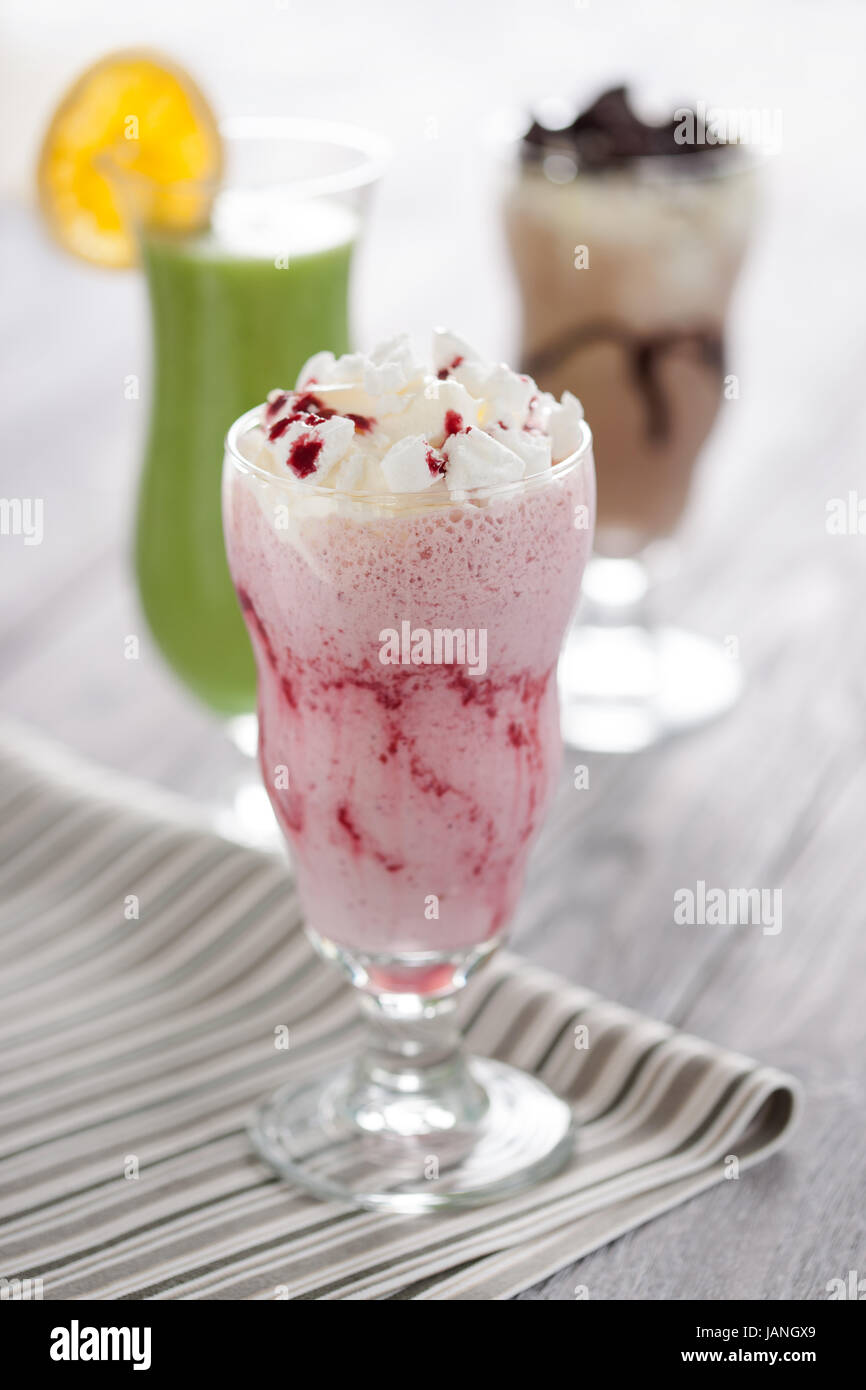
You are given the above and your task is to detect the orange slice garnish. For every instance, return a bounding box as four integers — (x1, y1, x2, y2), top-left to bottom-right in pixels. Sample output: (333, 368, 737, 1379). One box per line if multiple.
(37, 49, 222, 268)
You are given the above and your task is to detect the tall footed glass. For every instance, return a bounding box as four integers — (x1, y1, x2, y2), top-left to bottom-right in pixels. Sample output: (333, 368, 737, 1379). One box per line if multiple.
(223, 403, 595, 1210)
(504, 143, 758, 751)
(107, 120, 386, 841)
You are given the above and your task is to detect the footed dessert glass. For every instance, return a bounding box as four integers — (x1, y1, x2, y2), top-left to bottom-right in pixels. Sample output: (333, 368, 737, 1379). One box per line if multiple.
(107, 117, 386, 845)
(505, 91, 758, 751)
(223, 403, 594, 1210)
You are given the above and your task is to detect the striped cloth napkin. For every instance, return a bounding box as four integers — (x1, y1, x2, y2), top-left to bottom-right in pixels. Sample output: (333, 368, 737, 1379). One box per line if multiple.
(0, 725, 802, 1301)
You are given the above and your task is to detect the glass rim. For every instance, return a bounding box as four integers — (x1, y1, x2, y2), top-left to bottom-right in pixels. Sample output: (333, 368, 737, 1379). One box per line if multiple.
(506, 139, 770, 186)
(483, 104, 773, 183)
(224, 399, 594, 508)
(99, 116, 391, 202)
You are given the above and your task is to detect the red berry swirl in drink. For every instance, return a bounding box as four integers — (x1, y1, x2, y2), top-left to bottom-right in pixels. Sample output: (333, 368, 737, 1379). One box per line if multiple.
(224, 332, 594, 979)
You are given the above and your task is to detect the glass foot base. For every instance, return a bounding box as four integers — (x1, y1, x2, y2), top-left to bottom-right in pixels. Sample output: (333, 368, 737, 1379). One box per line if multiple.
(250, 1057, 574, 1213)
(559, 623, 743, 753)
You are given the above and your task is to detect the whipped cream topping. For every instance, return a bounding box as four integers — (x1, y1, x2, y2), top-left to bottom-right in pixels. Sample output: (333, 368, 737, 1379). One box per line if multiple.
(248, 330, 585, 497)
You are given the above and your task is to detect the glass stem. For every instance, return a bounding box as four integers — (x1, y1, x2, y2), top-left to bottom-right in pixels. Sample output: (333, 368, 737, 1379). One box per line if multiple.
(579, 554, 653, 629)
(341, 992, 489, 1136)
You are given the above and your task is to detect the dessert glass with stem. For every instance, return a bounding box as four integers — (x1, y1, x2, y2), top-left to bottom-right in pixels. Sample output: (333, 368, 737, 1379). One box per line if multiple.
(106, 118, 387, 839)
(223, 400, 595, 1210)
(505, 133, 758, 751)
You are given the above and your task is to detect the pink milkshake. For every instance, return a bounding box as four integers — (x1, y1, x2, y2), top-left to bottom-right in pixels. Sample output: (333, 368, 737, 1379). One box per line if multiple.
(224, 332, 594, 1209)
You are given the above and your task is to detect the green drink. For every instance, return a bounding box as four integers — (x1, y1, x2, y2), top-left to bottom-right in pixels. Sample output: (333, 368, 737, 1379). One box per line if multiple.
(137, 211, 354, 714)
(120, 122, 385, 716)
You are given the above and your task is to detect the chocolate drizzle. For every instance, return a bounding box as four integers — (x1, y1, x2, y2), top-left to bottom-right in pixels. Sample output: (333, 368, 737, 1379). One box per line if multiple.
(521, 85, 735, 174)
(525, 322, 725, 443)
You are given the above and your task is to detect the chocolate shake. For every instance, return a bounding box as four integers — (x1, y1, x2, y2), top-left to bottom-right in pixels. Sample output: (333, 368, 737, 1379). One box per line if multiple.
(504, 87, 757, 556)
